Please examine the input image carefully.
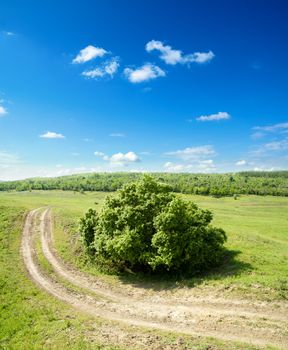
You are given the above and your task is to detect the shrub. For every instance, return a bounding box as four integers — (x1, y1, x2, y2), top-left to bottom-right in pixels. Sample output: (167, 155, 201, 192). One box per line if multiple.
(79, 208, 98, 256)
(79, 175, 227, 274)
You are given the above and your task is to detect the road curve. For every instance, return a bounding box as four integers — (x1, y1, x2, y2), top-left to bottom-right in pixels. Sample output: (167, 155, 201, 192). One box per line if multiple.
(21, 208, 288, 349)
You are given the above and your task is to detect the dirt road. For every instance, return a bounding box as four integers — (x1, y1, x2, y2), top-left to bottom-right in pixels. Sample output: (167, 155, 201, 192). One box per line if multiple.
(21, 208, 288, 349)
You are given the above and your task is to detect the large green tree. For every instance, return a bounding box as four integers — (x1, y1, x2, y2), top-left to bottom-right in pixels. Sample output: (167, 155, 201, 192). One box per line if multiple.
(80, 176, 227, 273)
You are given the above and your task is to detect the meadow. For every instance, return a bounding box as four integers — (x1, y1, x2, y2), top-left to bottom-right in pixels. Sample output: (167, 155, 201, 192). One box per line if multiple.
(0, 190, 287, 349)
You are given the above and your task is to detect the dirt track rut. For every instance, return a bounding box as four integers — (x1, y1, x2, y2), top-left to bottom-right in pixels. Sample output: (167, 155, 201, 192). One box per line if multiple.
(21, 208, 288, 349)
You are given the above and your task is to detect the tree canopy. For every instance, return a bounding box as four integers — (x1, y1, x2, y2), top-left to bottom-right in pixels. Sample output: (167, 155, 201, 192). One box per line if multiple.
(79, 176, 227, 274)
(1, 171, 288, 197)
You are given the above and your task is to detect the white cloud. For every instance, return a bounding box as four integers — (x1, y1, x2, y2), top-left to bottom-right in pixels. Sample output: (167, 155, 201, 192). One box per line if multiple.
(94, 151, 106, 157)
(165, 146, 216, 173)
(55, 166, 89, 176)
(196, 111, 231, 122)
(190, 51, 215, 64)
(198, 159, 215, 169)
(94, 150, 140, 166)
(236, 160, 246, 166)
(146, 40, 214, 65)
(254, 122, 288, 133)
(82, 68, 104, 78)
(82, 58, 119, 79)
(129, 168, 148, 173)
(146, 40, 182, 65)
(109, 133, 125, 137)
(0, 163, 106, 181)
(253, 166, 275, 172)
(251, 122, 288, 139)
(104, 59, 119, 75)
(166, 145, 215, 161)
(250, 138, 288, 157)
(110, 152, 139, 163)
(0, 105, 7, 116)
(164, 159, 215, 173)
(72, 45, 107, 64)
(124, 64, 165, 83)
(263, 140, 288, 151)
(164, 162, 188, 172)
(39, 131, 65, 139)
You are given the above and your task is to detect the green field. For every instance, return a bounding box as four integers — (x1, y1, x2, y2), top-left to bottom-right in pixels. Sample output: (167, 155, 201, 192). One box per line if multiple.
(1, 190, 287, 349)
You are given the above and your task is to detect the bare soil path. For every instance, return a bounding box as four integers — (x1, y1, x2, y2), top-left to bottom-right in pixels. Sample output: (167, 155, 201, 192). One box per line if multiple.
(21, 208, 288, 349)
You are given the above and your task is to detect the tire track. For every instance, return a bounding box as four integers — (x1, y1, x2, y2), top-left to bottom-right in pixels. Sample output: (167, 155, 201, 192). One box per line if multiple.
(22, 208, 288, 349)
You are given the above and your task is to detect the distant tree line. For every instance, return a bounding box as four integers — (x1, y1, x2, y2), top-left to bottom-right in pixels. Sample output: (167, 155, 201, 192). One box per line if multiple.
(0, 171, 288, 197)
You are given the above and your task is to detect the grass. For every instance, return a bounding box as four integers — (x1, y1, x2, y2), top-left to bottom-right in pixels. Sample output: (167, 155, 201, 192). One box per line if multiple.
(0, 192, 267, 350)
(0, 204, 124, 350)
(1, 190, 288, 301)
(7, 189, 286, 301)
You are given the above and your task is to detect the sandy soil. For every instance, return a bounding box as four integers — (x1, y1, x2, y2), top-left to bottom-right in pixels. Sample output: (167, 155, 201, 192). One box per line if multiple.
(21, 208, 288, 349)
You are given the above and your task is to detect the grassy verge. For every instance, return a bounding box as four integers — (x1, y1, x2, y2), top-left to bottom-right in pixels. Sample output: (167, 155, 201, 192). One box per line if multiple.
(0, 204, 123, 349)
(0, 200, 267, 349)
(50, 192, 288, 301)
(1, 190, 287, 301)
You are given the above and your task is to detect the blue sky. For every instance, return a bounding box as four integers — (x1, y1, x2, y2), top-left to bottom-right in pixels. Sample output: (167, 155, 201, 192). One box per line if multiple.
(0, 0, 288, 180)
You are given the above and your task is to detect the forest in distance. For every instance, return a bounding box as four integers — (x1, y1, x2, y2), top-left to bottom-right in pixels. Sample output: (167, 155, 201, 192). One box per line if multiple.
(1, 171, 288, 197)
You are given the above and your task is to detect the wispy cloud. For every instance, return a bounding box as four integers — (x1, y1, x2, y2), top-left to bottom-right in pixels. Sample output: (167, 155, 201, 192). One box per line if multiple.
(253, 122, 288, 133)
(196, 111, 231, 122)
(164, 159, 215, 172)
(250, 138, 288, 157)
(82, 58, 119, 79)
(94, 151, 106, 157)
(39, 131, 65, 139)
(251, 122, 288, 139)
(94, 150, 140, 166)
(262, 139, 288, 151)
(0, 105, 7, 116)
(0, 151, 20, 168)
(2, 31, 15, 37)
(191, 51, 215, 64)
(165, 145, 216, 172)
(72, 45, 107, 64)
(253, 166, 277, 172)
(146, 40, 214, 65)
(82, 68, 104, 78)
(109, 133, 125, 137)
(104, 59, 119, 75)
(198, 159, 216, 170)
(164, 162, 190, 172)
(55, 166, 92, 176)
(124, 63, 165, 83)
(166, 145, 215, 161)
(235, 160, 246, 166)
(251, 131, 265, 140)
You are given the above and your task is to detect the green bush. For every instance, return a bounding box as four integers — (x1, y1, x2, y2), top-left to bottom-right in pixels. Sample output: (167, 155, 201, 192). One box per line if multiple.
(79, 208, 98, 256)
(79, 175, 227, 274)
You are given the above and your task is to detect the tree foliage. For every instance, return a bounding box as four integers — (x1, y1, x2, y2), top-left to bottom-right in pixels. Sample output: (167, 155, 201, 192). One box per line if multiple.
(80, 176, 227, 274)
(1, 171, 288, 197)
(79, 208, 98, 256)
